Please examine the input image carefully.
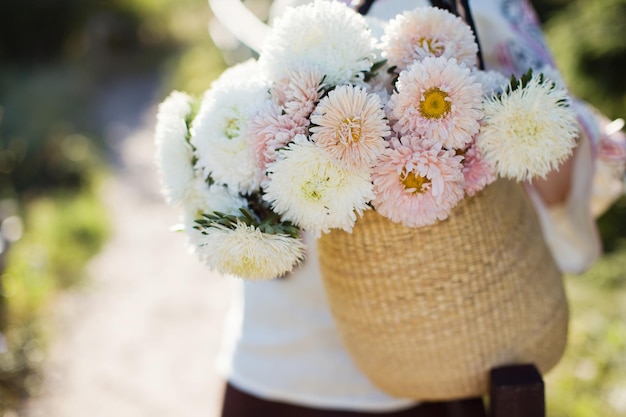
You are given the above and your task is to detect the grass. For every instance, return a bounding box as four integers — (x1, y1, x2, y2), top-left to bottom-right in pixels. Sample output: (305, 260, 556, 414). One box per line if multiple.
(0, 0, 218, 412)
(0, 176, 110, 411)
(547, 237, 626, 417)
(546, 197, 626, 417)
(0, 26, 112, 417)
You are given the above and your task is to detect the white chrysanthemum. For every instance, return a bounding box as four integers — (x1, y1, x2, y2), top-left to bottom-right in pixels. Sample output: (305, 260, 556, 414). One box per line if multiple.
(191, 68, 269, 193)
(210, 58, 266, 90)
(196, 221, 306, 280)
(477, 75, 579, 181)
(183, 208, 206, 249)
(154, 91, 196, 205)
(184, 178, 247, 216)
(310, 85, 389, 168)
(471, 69, 509, 97)
(263, 135, 375, 237)
(381, 7, 478, 72)
(182, 181, 248, 247)
(260, 0, 376, 86)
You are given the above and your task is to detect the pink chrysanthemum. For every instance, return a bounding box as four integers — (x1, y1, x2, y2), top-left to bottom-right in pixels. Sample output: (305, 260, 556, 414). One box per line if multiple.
(381, 7, 478, 72)
(272, 65, 326, 124)
(310, 85, 390, 168)
(461, 142, 496, 197)
(387, 57, 483, 149)
(249, 102, 307, 184)
(372, 137, 465, 227)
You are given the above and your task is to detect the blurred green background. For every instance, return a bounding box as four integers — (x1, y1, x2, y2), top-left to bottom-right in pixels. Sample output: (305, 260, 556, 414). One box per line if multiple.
(0, 0, 624, 415)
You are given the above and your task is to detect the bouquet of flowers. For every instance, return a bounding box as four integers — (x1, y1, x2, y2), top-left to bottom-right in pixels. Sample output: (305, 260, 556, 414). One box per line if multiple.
(154, 0, 578, 280)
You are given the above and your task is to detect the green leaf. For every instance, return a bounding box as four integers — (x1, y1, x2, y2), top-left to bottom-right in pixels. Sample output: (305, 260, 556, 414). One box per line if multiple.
(363, 59, 388, 82)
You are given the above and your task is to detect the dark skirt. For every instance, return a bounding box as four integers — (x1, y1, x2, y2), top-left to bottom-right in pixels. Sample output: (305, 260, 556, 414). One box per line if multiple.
(220, 383, 486, 417)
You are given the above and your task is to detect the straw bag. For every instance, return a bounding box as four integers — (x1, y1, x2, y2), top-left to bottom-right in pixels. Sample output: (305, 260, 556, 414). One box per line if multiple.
(317, 179, 568, 400)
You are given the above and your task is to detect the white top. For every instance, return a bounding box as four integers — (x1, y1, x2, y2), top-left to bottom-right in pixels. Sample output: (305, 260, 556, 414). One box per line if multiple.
(214, 0, 626, 411)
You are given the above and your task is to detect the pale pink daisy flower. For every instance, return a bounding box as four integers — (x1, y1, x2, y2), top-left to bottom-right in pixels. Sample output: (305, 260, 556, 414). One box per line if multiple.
(372, 137, 465, 227)
(381, 7, 478, 72)
(387, 57, 483, 150)
(461, 142, 496, 197)
(249, 101, 307, 184)
(310, 85, 390, 168)
(272, 65, 326, 123)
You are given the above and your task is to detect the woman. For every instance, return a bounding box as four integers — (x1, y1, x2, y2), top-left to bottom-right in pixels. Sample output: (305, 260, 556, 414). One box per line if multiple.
(214, 0, 625, 415)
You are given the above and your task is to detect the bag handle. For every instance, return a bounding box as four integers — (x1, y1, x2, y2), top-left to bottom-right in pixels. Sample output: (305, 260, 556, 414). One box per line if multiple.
(208, 0, 270, 53)
(356, 0, 377, 15)
(357, 0, 485, 70)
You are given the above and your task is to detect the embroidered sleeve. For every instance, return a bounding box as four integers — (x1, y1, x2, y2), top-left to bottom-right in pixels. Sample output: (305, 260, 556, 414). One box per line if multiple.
(473, 0, 625, 273)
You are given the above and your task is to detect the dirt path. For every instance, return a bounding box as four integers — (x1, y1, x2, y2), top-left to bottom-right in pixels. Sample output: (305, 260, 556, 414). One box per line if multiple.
(22, 74, 232, 417)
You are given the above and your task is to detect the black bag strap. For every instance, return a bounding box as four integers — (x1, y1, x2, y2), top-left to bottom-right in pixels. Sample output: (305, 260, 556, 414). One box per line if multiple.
(356, 0, 377, 15)
(429, 0, 459, 15)
(356, 0, 485, 70)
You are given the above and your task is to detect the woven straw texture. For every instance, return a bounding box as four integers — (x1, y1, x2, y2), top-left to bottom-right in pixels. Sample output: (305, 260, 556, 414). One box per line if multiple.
(318, 179, 568, 400)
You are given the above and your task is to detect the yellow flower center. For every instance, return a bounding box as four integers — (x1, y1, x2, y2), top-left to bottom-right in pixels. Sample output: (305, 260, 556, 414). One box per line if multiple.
(224, 117, 241, 139)
(232, 256, 255, 276)
(419, 87, 451, 119)
(337, 117, 362, 144)
(402, 171, 430, 194)
(302, 179, 326, 201)
(418, 37, 444, 56)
